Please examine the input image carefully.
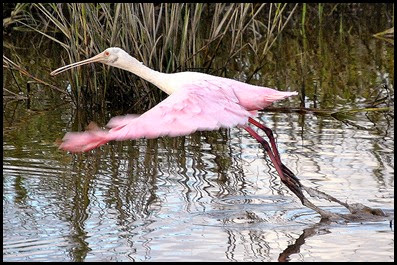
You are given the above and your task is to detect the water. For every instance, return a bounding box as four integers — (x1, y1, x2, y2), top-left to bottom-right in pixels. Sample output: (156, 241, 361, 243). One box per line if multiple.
(3, 104, 393, 261)
(3, 6, 394, 262)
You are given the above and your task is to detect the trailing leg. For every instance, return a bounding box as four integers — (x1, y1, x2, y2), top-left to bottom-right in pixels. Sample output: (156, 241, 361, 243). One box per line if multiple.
(248, 117, 281, 165)
(243, 126, 304, 203)
(248, 117, 301, 185)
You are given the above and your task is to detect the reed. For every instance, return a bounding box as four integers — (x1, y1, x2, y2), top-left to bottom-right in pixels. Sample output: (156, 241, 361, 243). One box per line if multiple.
(12, 3, 298, 108)
(6, 3, 393, 110)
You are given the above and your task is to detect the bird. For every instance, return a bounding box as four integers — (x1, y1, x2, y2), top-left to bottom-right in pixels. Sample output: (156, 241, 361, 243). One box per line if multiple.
(51, 47, 304, 202)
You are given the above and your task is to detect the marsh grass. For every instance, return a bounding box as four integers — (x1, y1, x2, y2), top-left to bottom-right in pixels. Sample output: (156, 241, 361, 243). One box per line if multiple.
(4, 3, 393, 113)
(14, 3, 298, 109)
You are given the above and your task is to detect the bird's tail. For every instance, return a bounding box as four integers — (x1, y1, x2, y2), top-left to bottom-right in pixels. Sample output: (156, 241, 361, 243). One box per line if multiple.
(58, 122, 110, 152)
(260, 90, 298, 108)
(266, 90, 298, 101)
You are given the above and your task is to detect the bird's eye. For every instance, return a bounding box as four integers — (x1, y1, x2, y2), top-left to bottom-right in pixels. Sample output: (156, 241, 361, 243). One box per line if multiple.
(105, 51, 110, 56)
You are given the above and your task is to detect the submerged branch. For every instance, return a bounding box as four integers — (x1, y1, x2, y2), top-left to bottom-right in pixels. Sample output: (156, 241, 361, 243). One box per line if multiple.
(263, 106, 391, 115)
(250, 118, 391, 223)
(3, 55, 68, 95)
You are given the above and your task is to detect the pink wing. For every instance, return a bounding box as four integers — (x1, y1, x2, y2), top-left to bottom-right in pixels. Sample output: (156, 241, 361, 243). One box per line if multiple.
(59, 81, 253, 152)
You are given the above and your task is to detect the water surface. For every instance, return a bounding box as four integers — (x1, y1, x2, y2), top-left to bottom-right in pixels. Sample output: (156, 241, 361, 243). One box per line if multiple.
(3, 7, 394, 262)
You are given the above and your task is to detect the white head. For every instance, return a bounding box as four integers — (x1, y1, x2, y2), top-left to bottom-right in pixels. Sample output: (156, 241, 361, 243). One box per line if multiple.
(50, 47, 132, 76)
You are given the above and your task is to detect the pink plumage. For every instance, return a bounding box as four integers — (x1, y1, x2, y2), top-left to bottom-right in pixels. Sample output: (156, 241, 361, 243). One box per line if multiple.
(51, 47, 298, 153)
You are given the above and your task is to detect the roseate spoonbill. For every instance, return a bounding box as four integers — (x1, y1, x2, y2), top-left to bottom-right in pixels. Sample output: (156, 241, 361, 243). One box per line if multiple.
(51, 47, 304, 202)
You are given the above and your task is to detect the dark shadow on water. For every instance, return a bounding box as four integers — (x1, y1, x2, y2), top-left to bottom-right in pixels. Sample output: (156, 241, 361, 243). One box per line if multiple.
(279, 205, 394, 262)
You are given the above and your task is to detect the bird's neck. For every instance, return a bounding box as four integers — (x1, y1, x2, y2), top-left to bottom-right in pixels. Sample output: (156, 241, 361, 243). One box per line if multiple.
(121, 56, 173, 95)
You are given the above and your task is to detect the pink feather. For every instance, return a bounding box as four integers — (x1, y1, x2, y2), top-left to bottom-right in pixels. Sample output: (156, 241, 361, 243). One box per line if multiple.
(59, 78, 297, 153)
